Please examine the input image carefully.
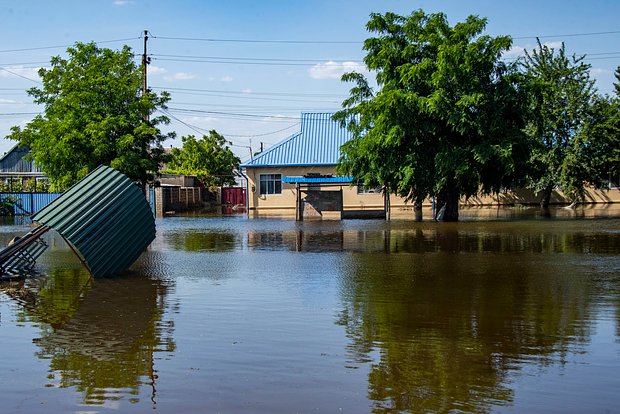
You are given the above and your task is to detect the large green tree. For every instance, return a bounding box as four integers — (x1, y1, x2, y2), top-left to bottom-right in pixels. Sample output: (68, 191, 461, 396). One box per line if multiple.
(520, 41, 596, 206)
(165, 131, 240, 188)
(7, 42, 174, 191)
(570, 93, 620, 192)
(334, 10, 529, 221)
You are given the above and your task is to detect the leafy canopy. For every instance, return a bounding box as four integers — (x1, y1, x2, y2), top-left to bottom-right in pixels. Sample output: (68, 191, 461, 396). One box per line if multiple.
(520, 40, 596, 204)
(165, 131, 240, 188)
(334, 10, 529, 221)
(7, 42, 174, 191)
(571, 67, 620, 190)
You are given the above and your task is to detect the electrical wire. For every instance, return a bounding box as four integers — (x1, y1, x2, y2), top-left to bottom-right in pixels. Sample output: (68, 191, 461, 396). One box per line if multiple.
(0, 37, 141, 54)
(152, 35, 360, 44)
(151, 57, 354, 67)
(166, 107, 301, 121)
(0, 67, 40, 84)
(151, 86, 345, 98)
(513, 30, 620, 40)
(151, 54, 359, 63)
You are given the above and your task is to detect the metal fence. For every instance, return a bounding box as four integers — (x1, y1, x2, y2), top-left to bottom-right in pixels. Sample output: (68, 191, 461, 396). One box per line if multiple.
(0, 192, 62, 216)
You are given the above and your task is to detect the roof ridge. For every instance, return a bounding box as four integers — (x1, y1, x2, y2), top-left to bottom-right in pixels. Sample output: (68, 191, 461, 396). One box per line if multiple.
(240, 112, 351, 168)
(240, 130, 302, 166)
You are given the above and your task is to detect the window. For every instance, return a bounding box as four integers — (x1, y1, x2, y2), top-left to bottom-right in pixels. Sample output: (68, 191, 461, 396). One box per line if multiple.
(259, 174, 282, 195)
(357, 181, 382, 194)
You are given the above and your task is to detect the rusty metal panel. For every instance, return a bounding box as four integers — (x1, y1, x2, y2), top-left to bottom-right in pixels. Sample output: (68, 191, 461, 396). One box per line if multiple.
(32, 165, 155, 277)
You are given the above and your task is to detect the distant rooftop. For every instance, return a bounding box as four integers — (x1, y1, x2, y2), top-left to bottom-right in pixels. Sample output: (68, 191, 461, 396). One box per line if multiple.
(240, 112, 352, 168)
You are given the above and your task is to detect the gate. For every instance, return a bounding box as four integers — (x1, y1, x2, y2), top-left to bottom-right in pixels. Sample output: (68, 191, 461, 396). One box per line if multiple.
(222, 187, 246, 206)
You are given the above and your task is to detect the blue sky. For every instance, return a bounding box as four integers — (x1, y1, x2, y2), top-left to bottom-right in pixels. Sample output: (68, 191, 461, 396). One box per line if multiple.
(1, 0, 619, 160)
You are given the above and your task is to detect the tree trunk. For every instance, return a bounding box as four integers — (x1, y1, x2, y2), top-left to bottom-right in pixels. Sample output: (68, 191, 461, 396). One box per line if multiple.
(413, 197, 423, 222)
(384, 188, 391, 221)
(435, 183, 459, 222)
(540, 185, 553, 209)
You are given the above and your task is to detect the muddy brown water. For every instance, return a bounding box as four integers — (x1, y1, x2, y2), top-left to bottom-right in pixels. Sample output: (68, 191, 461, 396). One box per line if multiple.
(1, 206, 619, 413)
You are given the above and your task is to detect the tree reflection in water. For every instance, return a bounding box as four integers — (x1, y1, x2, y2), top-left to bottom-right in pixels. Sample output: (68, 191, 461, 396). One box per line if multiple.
(335, 225, 609, 413)
(9, 251, 175, 406)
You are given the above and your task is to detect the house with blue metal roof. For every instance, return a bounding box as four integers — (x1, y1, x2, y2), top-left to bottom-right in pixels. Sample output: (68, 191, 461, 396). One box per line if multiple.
(240, 112, 391, 219)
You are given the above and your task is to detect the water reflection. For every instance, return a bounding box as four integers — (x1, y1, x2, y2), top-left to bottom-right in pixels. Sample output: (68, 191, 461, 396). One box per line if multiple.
(165, 230, 240, 252)
(7, 249, 175, 406)
(336, 243, 608, 412)
(243, 221, 620, 255)
(1, 215, 619, 412)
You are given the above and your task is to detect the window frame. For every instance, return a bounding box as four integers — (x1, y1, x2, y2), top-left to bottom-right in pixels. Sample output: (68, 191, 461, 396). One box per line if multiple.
(259, 173, 282, 195)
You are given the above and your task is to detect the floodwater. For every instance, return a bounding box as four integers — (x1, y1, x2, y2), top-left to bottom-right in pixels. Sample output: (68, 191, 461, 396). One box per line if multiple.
(1, 206, 619, 413)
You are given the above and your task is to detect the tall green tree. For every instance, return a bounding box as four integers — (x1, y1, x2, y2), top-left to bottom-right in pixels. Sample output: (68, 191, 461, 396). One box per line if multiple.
(521, 40, 596, 206)
(6, 42, 174, 191)
(572, 67, 620, 190)
(334, 10, 529, 221)
(165, 131, 240, 188)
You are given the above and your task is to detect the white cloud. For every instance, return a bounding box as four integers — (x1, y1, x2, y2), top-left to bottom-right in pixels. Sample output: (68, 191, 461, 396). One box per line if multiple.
(242, 88, 253, 94)
(0, 98, 19, 104)
(164, 72, 196, 81)
(591, 68, 612, 76)
(543, 41, 563, 50)
(0, 66, 42, 81)
(113, 0, 133, 5)
(308, 61, 366, 80)
(503, 46, 526, 59)
(505, 41, 565, 59)
(148, 65, 168, 76)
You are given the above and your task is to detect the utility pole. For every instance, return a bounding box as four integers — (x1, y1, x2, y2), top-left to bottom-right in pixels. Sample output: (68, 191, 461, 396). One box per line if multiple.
(142, 29, 149, 100)
(141, 29, 150, 194)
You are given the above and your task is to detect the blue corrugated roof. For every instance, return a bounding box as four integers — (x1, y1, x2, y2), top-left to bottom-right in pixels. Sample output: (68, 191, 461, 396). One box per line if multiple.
(282, 176, 354, 184)
(240, 113, 352, 167)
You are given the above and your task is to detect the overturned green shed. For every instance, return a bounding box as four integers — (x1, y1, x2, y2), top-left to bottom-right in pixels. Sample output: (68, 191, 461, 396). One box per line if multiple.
(32, 165, 155, 277)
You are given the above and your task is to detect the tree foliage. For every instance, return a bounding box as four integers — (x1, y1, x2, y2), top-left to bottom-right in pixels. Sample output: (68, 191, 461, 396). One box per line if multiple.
(6, 42, 174, 191)
(165, 131, 240, 188)
(573, 68, 620, 189)
(334, 10, 529, 221)
(520, 40, 596, 205)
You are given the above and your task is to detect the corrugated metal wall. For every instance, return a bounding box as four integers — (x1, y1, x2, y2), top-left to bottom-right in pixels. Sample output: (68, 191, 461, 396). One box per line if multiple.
(0, 192, 62, 215)
(32, 165, 155, 277)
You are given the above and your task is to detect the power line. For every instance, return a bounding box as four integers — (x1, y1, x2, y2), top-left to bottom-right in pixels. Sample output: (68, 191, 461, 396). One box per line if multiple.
(166, 107, 300, 121)
(160, 92, 341, 105)
(151, 86, 345, 98)
(0, 37, 141, 54)
(224, 122, 300, 138)
(151, 53, 359, 63)
(0, 61, 48, 67)
(153, 35, 361, 44)
(513, 30, 620, 40)
(169, 101, 339, 111)
(159, 108, 254, 149)
(1, 28, 618, 57)
(0, 67, 40, 84)
(152, 56, 363, 67)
